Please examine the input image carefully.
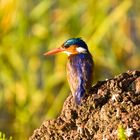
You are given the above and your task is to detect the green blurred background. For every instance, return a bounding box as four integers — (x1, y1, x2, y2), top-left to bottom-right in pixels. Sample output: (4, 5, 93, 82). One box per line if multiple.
(0, 0, 140, 139)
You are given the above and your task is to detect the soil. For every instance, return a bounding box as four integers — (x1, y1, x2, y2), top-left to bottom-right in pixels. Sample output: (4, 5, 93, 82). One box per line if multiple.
(30, 70, 140, 140)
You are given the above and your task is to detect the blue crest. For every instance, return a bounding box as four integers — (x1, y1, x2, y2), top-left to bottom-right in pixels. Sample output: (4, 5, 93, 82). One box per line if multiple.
(63, 38, 88, 50)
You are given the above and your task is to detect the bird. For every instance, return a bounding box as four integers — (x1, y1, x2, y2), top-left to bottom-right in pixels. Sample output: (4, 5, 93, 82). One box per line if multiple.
(44, 38, 94, 104)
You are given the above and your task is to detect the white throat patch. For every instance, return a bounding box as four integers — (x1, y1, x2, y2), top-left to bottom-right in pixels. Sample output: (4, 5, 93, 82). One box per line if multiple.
(63, 51, 72, 56)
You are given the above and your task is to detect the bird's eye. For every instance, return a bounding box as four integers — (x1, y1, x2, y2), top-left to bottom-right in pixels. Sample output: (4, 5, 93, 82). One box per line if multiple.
(63, 45, 70, 49)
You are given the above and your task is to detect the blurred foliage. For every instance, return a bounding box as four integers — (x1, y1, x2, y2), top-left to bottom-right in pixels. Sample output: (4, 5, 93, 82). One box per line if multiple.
(0, 132, 12, 140)
(0, 0, 140, 139)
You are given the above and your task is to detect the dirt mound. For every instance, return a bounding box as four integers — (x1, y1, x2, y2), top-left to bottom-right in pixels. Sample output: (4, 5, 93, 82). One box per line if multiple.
(30, 70, 140, 140)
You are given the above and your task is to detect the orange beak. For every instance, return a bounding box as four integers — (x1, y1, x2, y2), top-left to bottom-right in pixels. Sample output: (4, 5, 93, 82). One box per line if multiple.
(43, 47, 65, 56)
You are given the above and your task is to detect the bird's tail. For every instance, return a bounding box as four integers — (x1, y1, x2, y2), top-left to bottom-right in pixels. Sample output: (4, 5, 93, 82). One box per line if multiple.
(75, 86, 85, 104)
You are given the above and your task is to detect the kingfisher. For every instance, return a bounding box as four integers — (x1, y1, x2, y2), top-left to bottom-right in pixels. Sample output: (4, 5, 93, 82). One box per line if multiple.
(44, 38, 94, 104)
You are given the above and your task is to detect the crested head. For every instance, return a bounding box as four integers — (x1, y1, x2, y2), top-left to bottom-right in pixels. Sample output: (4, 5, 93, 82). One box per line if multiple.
(61, 38, 89, 55)
(62, 38, 88, 49)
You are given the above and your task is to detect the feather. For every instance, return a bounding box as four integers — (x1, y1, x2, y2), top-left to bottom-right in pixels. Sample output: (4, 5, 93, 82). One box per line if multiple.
(67, 53, 94, 104)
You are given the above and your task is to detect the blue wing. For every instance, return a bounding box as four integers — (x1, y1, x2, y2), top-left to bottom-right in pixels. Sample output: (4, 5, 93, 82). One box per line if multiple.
(75, 79, 85, 104)
(67, 53, 94, 104)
